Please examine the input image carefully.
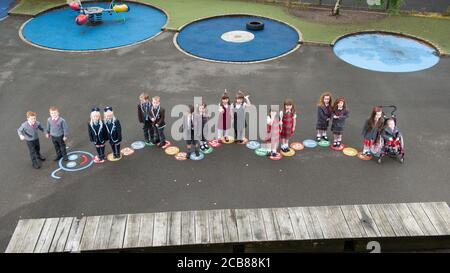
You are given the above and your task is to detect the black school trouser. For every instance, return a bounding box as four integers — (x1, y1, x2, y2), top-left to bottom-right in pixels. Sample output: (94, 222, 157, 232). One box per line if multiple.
(26, 139, 41, 163)
(153, 126, 166, 144)
(142, 120, 154, 143)
(51, 135, 67, 158)
(110, 142, 121, 157)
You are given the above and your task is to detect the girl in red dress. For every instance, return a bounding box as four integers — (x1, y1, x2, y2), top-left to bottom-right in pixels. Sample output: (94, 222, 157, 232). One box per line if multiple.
(217, 90, 232, 142)
(280, 99, 297, 153)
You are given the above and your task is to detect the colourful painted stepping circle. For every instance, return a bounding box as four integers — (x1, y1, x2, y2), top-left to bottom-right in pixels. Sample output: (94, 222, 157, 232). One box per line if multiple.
(290, 142, 304, 151)
(190, 153, 205, 161)
(66, 161, 77, 168)
(161, 141, 171, 149)
(165, 146, 180, 155)
(208, 139, 222, 148)
(121, 147, 134, 156)
(281, 148, 295, 157)
(357, 152, 373, 161)
(303, 139, 317, 148)
(246, 141, 261, 150)
(255, 147, 270, 156)
(175, 152, 187, 161)
(221, 137, 235, 144)
(330, 144, 345, 151)
(318, 140, 330, 147)
(107, 153, 122, 161)
(237, 138, 249, 144)
(68, 154, 79, 161)
(343, 147, 358, 157)
(269, 153, 283, 161)
(201, 147, 214, 154)
(145, 141, 155, 146)
(131, 141, 146, 150)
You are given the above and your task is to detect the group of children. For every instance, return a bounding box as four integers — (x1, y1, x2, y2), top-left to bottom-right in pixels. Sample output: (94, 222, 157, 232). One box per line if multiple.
(18, 91, 403, 168)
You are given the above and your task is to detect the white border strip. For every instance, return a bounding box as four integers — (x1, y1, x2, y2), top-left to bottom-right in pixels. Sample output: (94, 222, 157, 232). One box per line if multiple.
(18, 0, 170, 53)
(173, 13, 303, 64)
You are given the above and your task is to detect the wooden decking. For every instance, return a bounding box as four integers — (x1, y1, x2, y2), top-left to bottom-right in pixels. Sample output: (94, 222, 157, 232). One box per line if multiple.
(5, 202, 450, 253)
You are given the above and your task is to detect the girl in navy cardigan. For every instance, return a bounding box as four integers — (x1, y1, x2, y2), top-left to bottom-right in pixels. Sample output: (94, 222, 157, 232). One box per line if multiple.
(104, 106, 122, 159)
(331, 97, 349, 149)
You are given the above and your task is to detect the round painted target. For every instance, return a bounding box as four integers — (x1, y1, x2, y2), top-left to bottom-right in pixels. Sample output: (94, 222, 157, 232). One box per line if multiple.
(68, 154, 79, 161)
(343, 147, 358, 157)
(221, 137, 234, 144)
(161, 141, 171, 149)
(165, 146, 180, 155)
(190, 153, 205, 161)
(237, 138, 249, 144)
(290, 142, 304, 151)
(281, 148, 295, 157)
(66, 161, 77, 168)
(175, 152, 188, 161)
(131, 141, 146, 150)
(121, 147, 135, 156)
(330, 144, 345, 151)
(246, 141, 261, 150)
(318, 140, 330, 147)
(357, 152, 373, 161)
(303, 139, 317, 148)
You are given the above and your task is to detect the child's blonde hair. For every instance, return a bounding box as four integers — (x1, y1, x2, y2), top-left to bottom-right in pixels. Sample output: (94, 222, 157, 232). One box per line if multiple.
(152, 96, 160, 102)
(139, 93, 149, 100)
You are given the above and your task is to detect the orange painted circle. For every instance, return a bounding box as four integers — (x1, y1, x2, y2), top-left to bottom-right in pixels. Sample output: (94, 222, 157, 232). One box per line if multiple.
(290, 142, 304, 151)
(357, 152, 373, 161)
(175, 152, 188, 161)
(121, 147, 134, 156)
(269, 153, 283, 161)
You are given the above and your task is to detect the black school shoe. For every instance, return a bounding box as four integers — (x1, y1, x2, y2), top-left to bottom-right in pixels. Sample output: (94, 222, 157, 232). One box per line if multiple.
(322, 136, 329, 141)
(157, 142, 166, 148)
(316, 136, 321, 142)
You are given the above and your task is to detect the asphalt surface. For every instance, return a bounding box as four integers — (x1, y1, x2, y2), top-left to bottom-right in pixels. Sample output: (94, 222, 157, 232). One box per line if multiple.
(0, 15, 449, 251)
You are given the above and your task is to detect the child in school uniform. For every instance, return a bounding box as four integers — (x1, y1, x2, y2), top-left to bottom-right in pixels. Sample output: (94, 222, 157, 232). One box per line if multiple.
(149, 96, 166, 147)
(361, 107, 384, 156)
(315, 92, 333, 142)
(45, 106, 69, 161)
(331, 97, 349, 148)
(183, 105, 202, 158)
(137, 92, 153, 145)
(17, 111, 46, 169)
(280, 99, 297, 153)
(198, 103, 210, 151)
(88, 107, 108, 163)
(266, 107, 280, 156)
(104, 107, 122, 159)
(217, 90, 232, 142)
(231, 91, 251, 143)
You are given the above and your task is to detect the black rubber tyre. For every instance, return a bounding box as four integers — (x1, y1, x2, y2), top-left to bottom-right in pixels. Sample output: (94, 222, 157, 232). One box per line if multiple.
(246, 21, 264, 31)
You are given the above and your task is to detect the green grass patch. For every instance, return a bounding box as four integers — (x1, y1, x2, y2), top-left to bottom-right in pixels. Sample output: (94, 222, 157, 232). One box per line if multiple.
(10, 0, 450, 53)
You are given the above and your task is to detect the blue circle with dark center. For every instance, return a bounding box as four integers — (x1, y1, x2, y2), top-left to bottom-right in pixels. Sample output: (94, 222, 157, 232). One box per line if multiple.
(333, 33, 440, 72)
(21, 2, 167, 51)
(176, 16, 300, 62)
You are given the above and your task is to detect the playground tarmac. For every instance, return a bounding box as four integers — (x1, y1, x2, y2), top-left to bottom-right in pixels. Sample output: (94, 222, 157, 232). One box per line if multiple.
(0, 16, 449, 251)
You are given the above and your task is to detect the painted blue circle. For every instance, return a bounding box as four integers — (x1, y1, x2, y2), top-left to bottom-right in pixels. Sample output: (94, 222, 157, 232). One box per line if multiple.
(333, 33, 440, 72)
(190, 153, 205, 161)
(68, 154, 79, 161)
(176, 16, 300, 62)
(59, 151, 94, 172)
(21, 2, 167, 51)
(0, 0, 15, 20)
(66, 161, 77, 168)
(246, 141, 261, 150)
(303, 139, 317, 148)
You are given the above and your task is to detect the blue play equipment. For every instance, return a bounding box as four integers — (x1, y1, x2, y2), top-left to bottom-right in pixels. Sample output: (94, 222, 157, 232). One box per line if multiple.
(21, 1, 167, 51)
(0, 0, 15, 20)
(333, 33, 440, 72)
(176, 16, 300, 62)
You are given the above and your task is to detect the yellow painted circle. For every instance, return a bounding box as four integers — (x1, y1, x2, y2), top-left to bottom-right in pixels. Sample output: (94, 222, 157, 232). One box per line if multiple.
(343, 147, 358, 157)
(107, 153, 122, 162)
(165, 146, 180, 155)
(281, 149, 295, 157)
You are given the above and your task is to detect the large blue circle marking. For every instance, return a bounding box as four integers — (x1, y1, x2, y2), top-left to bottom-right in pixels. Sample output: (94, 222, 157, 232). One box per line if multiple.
(21, 2, 167, 51)
(176, 15, 300, 63)
(333, 33, 440, 72)
(59, 151, 94, 172)
(0, 0, 15, 20)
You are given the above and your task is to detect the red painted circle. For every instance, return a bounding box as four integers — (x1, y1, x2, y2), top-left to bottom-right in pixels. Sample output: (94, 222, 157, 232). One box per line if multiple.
(269, 153, 283, 161)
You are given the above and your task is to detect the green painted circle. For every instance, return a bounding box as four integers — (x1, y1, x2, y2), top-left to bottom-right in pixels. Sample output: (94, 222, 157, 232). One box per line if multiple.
(201, 147, 214, 154)
(255, 147, 270, 156)
(145, 141, 155, 146)
(318, 140, 330, 147)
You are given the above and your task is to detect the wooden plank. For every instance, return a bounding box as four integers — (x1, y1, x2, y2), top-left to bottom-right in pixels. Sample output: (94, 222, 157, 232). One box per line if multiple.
(34, 218, 60, 253)
(406, 203, 439, 236)
(168, 211, 182, 246)
(380, 204, 409, 236)
(221, 209, 239, 243)
(65, 217, 86, 252)
(124, 214, 142, 249)
(421, 202, 450, 235)
(5, 219, 32, 253)
(248, 209, 267, 241)
(311, 206, 352, 239)
(79, 216, 101, 251)
(152, 212, 168, 247)
(340, 205, 367, 238)
(260, 208, 280, 241)
(194, 210, 209, 244)
(235, 209, 253, 242)
(108, 214, 127, 249)
(431, 202, 450, 226)
(181, 211, 195, 245)
(92, 215, 113, 250)
(301, 207, 324, 239)
(395, 203, 424, 236)
(272, 208, 295, 240)
(287, 207, 310, 240)
(49, 217, 74, 253)
(354, 205, 381, 237)
(138, 213, 154, 247)
(208, 210, 224, 243)
(21, 219, 46, 253)
(366, 204, 396, 237)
